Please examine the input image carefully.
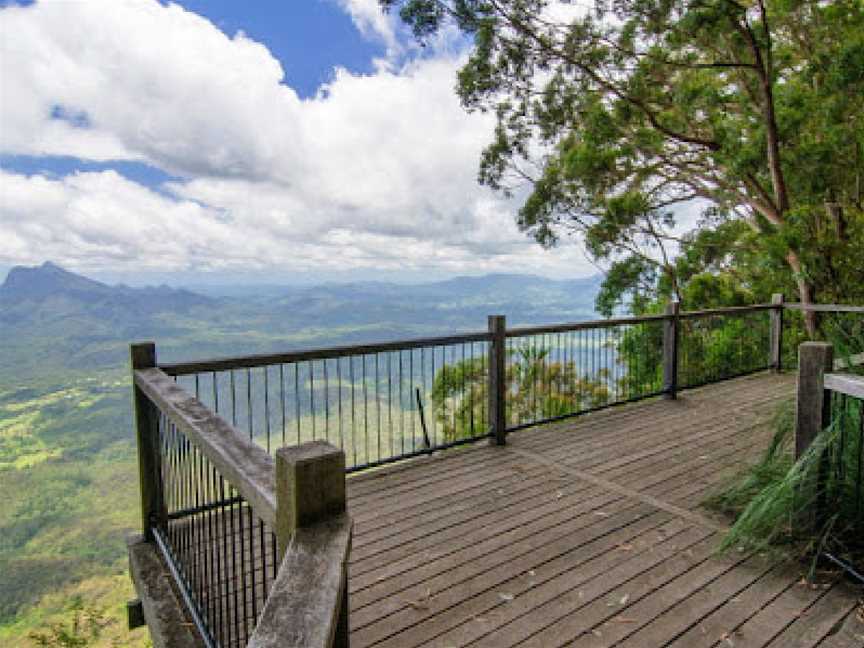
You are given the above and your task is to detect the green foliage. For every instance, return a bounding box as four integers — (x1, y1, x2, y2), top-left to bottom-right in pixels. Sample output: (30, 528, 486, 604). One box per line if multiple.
(716, 399, 864, 574)
(0, 270, 609, 642)
(709, 328, 864, 572)
(595, 256, 656, 318)
(28, 598, 113, 647)
(431, 344, 610, 441)
(384, 0, 864, 321)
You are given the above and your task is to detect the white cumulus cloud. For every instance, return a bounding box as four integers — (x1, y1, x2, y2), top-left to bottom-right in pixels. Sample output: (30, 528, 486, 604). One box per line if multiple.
(0, 0, 595, 279)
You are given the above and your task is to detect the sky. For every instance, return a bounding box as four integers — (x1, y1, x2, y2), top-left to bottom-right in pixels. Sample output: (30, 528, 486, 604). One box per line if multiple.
(0, 0, 599, 286)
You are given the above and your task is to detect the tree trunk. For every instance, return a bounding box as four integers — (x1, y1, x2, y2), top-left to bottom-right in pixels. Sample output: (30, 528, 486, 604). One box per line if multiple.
(786, 251, 819, 338)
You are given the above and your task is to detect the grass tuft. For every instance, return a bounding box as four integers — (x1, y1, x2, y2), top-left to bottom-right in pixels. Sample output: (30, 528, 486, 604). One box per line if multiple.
(707, 321, 864, 578)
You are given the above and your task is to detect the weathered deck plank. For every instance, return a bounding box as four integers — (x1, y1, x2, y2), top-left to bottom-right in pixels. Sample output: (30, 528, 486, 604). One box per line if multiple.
(346, 372, 863, 647)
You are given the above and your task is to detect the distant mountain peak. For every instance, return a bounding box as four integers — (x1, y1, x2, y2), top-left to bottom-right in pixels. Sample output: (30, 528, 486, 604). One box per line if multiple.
(0, 262, 212, 312)
(0, 261, 110, 300)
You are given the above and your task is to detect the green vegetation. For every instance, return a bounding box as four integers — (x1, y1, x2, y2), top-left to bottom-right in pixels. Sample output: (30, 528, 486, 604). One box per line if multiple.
(706, 328, 864, 575)
(0, 268, 600, 645)
(384, 0, 864, 337)
(28, 597, 116, 647)
(431, 344, 611, 441)
(0, 372, 151, 647)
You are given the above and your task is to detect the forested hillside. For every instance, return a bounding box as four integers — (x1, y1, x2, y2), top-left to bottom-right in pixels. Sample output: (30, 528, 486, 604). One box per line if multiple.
(0, 262, 600, 646)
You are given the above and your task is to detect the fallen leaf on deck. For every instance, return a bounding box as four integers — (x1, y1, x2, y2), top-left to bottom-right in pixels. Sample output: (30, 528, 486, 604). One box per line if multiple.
(498, 592, 515, 602)
(406, 600, 429, 610)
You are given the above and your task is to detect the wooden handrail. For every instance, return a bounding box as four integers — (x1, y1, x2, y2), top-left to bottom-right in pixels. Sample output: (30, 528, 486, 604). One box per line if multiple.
(504, 313, 668, 337)
(251, 441, 351, 648)
(783, 303, 864, 313)
(824, 373, 864, 400)
(247, 515, 352, 648)
(133, 367, 277, 527)
(134, 366, 352, 646)
(675, 303, 778, 320)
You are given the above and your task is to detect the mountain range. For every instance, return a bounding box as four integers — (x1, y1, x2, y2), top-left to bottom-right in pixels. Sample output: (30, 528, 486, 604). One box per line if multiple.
(0, 262, 602, 382)
(0, 262, 602, 638)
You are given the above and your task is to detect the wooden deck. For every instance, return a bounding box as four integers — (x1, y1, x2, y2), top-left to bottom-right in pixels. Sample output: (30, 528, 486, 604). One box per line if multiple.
(345, 373, 863, 648)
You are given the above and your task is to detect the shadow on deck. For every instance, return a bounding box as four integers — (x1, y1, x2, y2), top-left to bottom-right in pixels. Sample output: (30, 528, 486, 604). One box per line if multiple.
(346, 373, 863, 648)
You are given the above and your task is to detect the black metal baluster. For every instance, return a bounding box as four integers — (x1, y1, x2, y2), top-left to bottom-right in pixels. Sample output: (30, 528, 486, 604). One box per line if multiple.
(295, 363, 301, 445)
(230, 370, 237, 427)
(337, 358, 344, 451)
(264, 365, 271, 453)
(310, 360, 316, 440)
(387, 352, 393, 458)
(430, 346, 436, 446)
(228, 484, 240, 646)
(280, 364, 286, 448)
(324, 358, 330, 443)
(363, 355, 369, 464)
(350, 357, 357, 464)
(247, 505, 257, 640)
(246, 368, 253, 441)
(375, 353, 381, 460)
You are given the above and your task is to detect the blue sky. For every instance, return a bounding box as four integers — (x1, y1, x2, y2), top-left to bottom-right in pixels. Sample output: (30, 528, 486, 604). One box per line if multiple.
(172, 1, 388, 98)
(0, 0, 593, 285)
(1, 0, 389, 189)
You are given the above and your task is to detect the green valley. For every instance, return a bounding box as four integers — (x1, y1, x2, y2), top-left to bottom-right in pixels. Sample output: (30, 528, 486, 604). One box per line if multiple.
(0, 262, 600, 646)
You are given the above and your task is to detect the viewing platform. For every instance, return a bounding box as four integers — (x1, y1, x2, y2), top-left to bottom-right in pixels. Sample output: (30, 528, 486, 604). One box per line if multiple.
(346, 373, 861, 647)
(125, 301, 864, 647)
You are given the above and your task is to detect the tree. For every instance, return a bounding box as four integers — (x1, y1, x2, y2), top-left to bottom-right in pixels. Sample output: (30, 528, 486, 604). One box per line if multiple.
(382, 0, 864, 333)
(28, 597, 113, 647)
(431, 343, 609, 440)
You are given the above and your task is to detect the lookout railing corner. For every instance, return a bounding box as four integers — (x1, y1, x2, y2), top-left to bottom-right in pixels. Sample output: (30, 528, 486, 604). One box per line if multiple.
(130, 343, 351, 648)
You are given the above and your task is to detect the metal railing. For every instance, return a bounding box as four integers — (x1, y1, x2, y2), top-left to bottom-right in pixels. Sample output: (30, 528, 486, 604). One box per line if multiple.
(159, 333, 493, 472)
(132, 354, 281, 648)
(153, 407, 278, 647)
(820, 371, 864, 582)
(132, 345, 350, 648)
(677, 305, 776, 389)
(502, 315, 668, 431)
(155, 302, 792, 462)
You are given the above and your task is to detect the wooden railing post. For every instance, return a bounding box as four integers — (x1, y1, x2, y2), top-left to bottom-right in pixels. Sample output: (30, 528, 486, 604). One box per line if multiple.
(275, 441, 349, 647)
(795, 342, 834, 459)
(663, 302, 680, 400)
(488, 315, 507, 445)
(130, 342, 165, 540)
(770, 293, 784, 372)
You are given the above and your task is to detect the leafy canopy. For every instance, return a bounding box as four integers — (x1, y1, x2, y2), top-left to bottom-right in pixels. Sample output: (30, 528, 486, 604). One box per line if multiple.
(382, 0, 864, 319)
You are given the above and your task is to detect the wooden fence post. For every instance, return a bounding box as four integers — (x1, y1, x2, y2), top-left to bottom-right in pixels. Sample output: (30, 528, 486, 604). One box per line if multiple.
(795, 342, 834, 459)
(663, 302, 680, 400)
(275, 441, 349, 647)
(131, 342, 164, 541)
(770, 293, 785, 372)
(488, 315, 507, 446)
